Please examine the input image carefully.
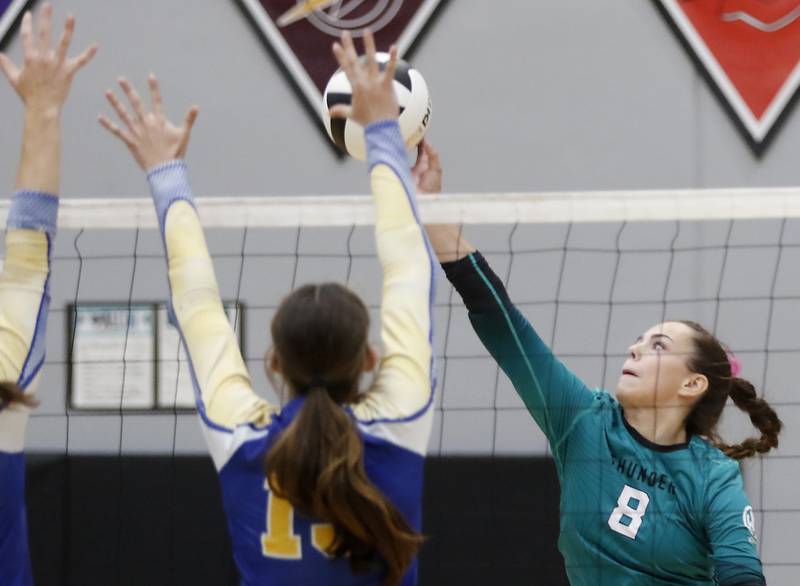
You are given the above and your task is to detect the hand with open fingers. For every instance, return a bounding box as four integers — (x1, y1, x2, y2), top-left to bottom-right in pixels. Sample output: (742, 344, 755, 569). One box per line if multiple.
(0, 4, 97, 114)
(330, 29, 399, 127)
(98, 75, 200, 171)
(411, 139, 442, 195)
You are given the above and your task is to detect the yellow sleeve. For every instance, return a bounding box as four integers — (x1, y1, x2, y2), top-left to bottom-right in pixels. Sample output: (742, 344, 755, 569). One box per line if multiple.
(352, 165, 434, 424)
(0, 229, 50, 385)
(350, 121, 435, 456)
(148, 161, 276, 435)
(164, 200, 275, 429)
(0, 190, 58, 453)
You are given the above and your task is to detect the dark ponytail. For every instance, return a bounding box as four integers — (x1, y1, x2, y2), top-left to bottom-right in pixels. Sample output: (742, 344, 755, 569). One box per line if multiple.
(716, 378, 782, 459)
(265, 284, 422, 585)
(0, 381, 38, 409)
(680, 321, 783, 460)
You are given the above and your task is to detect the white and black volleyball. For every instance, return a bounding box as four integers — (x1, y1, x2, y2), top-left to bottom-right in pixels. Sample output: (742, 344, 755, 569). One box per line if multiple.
(322, 53, 432, 160)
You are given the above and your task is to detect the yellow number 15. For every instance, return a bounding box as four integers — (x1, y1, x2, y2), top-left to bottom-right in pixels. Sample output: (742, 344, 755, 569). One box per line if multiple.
(261, 480, 335, 560)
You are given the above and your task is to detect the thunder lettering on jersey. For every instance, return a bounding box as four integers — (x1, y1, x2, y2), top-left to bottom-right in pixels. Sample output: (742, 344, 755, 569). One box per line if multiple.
(610, 452, 678, 497)
(0, 191, 58, 586)
(147, 119, 435, 585)
(442, 252, 765, 586)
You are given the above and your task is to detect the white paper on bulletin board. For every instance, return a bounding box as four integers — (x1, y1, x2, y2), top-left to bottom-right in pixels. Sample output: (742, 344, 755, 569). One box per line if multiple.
(70, 305, 156, 409)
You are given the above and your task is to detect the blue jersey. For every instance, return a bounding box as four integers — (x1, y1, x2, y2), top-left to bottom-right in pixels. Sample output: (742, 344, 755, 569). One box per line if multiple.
(217, 400, 428, 585)
(0, 191, 58, 586)
(442, 252, 766, 586)
(0, 454, 32, 586)
(147, 120, 435, 585)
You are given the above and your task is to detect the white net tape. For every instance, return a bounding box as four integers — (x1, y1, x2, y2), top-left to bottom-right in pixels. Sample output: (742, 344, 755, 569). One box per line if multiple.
(4, 187, 800, 228)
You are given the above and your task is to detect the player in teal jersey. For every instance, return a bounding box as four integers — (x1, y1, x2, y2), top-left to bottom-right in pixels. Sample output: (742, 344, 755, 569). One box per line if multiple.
(413, 143, 782, 585)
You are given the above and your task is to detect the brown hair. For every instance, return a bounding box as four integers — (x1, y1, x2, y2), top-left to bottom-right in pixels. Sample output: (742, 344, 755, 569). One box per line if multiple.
(0, 381, 38, 410)
(679, 321, 782, 460)
(265, 283, 422, 585)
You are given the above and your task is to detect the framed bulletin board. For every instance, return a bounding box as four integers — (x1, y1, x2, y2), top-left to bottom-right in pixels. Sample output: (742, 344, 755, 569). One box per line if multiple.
(67, 302, 244, 412)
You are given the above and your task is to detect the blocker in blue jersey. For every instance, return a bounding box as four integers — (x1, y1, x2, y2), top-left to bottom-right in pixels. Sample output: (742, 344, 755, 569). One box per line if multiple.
(98, 32, 435, 585)
(0, 190, 57, 586)
(437, 250, 769, 586)
(0, 5, 96, 585)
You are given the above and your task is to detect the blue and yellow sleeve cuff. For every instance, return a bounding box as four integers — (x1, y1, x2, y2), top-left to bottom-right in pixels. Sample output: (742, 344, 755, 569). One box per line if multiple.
(7, 190, 59, 235)
(146, 160, 196, 231)
(365, 119, 418, 194)
(365, 119, 406, 170)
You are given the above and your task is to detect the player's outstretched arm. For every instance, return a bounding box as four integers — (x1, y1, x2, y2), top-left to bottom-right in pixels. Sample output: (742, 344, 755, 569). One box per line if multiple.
(417, 140, 595, 456)
(0, 4, 96, 195)
(0, 4, 95, 419)
(98, 77, 274, 451)
(449, 258, 595, 457)
(413, 142, 476, 263)
(330, 31, 436, 455)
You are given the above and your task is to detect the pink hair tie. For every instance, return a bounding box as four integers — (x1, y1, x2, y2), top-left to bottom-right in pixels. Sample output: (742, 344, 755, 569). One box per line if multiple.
(727, 351, 742, 378)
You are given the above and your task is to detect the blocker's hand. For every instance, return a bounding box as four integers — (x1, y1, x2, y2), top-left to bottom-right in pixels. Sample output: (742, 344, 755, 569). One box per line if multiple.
(98, 75, 199, 171)
(329, 29, 398, 127)
(0, 4, 97, 114)
(412, 139, 442, 195)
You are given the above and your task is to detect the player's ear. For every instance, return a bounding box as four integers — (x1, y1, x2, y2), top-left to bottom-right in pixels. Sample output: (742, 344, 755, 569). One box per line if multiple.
(678, 372, 708, 400)
(363, 344, 377, 373)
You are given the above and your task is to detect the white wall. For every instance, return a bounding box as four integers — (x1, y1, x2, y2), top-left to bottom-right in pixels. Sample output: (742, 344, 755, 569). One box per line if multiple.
(1, 0, 800, 198)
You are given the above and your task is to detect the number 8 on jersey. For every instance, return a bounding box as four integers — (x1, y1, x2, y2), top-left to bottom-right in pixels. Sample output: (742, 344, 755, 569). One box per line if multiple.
(608, 485, 650, 540)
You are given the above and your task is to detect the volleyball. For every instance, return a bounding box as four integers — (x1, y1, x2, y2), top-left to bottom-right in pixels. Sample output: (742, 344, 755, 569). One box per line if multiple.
(323, 53, 432, 160)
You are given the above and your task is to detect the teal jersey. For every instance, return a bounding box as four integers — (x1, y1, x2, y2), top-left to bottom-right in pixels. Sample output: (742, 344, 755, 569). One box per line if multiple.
(442, 252, 766, 586)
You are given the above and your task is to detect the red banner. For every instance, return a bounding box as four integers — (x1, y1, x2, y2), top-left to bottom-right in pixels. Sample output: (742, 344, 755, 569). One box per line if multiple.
(658, 0, 800, 153)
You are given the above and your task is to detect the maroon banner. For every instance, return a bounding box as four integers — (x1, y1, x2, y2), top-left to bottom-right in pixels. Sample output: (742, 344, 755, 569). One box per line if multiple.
(240, 0, 444, 124)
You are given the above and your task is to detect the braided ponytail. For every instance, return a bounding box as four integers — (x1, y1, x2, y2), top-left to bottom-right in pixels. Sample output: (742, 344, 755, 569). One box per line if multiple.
(679, 321, 783, 460)
(716, 378, 782, 460)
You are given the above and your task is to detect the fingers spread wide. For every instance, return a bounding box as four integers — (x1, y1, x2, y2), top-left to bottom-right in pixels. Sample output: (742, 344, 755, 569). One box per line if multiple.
(329, 104, 352, 120)
(118, 77, 148, 121)
(363, 29, 378, 75)
(383, 45, 398, 85)
(68, 44, 97, 75)
(148, 74, 165, 117)
(20, 12, 34, 58)
(0, 53, 19, 84)
(56, 15, 75, 63)
(37, 4, 53, 54)
(105, 89, 136, 132)
(97, 114, 135, 147)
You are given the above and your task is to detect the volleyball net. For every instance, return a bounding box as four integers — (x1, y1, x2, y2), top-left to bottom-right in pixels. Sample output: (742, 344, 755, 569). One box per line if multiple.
(6, 186, 799, 580)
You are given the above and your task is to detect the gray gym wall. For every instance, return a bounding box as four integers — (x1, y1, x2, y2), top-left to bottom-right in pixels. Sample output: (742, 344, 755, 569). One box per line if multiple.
(0, 2, 798, 583)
